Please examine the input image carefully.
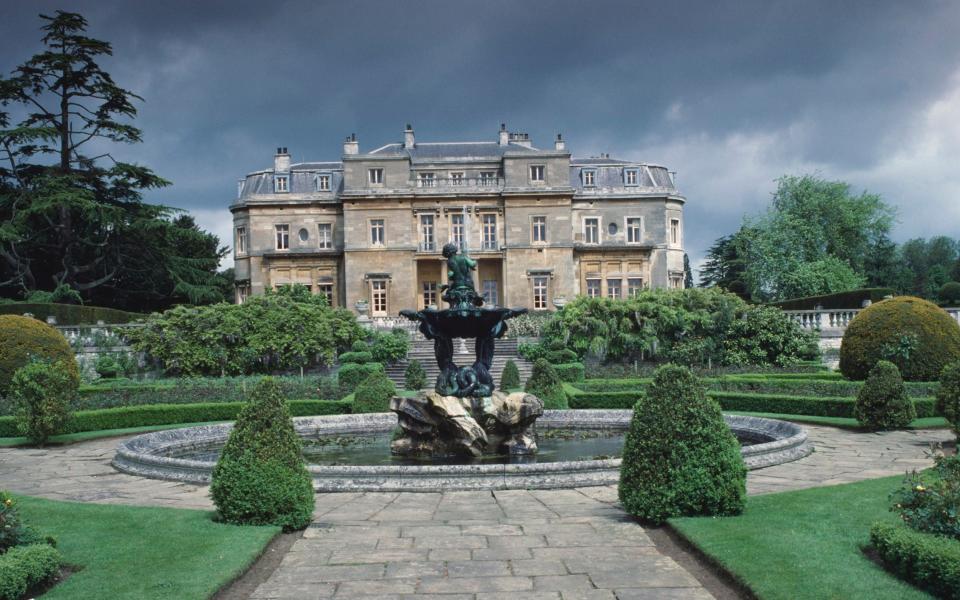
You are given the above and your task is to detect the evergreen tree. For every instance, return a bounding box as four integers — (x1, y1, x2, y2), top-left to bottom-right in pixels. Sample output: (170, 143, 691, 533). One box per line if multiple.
(683, 253, 694, 289)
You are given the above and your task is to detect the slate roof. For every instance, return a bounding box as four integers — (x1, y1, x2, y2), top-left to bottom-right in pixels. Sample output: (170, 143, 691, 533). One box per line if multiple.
(368, 141, 542, 161)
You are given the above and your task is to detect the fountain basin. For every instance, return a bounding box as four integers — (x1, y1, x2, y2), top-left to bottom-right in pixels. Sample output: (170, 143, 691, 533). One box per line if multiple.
(112, 411, 812, 492)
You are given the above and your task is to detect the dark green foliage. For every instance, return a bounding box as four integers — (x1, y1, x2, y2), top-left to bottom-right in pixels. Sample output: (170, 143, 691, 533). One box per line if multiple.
(854, 361, 916, 430)
(0, 543, 62, 600)
(0, 492, 45, 553)
(517, 342, 547, 362)
(892, 455, 960, 540)
(9, 359, 77, 444)
(840, 296, 960, 381)
(870, 521, 960, 599)
(370, 329, 410, 364)
(499, 360, 521, 391)
(722, 306, 820, 367)
(352, 372, 396, 414)
(404, 360, 427, 391)
(337, 362, 384, 397)
(567, 390, 643, 409)
(576, 379, 650, 392)
(0, 315, 79, 396)
(524, 359, 568, 409)
(940, 282, 960, 306)
(772, 288, 895, 310)
(709, 392, 935, 419)
(0, 303, 140, 324)
(937, 362, 960, 438)
(350, 340, 367, 353)
(94, 355, 122, 379)
(0, 399, 352, 437)
(618, 365, 746, 524)
(210, 378, 314, 531)
(699, 233, 748, 293)
(552, 362, 585, 382)
(338, 351, 372, 364)
(707, 375, 936, 399)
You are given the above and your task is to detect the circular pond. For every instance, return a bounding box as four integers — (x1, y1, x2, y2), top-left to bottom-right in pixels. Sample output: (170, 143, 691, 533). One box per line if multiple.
(112, 410, 813, 492)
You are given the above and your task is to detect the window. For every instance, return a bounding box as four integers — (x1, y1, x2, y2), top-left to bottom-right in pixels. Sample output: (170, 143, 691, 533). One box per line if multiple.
(450, 172, 464, 186)
(480, 171, 496, 186)
(482, 214, 497, 250)
(530, 165, 545, 182)
(236, 285, 250, 304)
(628, 278, 644, 297)
(582, 169, 596, 187)
(608, 222, 618, 236)
(318, 283, 334, 306)
(584, 217, 599, 244)
(607, 278, 622, 299)
(368, 168, 383, 184)
(370, 219, 385, 246)
(586, 278, 601, 298)
(316, 174, 331, 191)
(533, 276, 548, 309)
(670, 275, 684, 289)
(235, 227, 247, 256)
(274, 175, 289, 193)
(275, 224, 289, 250)
(532, 216, 547, 243)
(670, 218, 681, 246)
(626, 217, 642, 244)
(298, 228, 309, 242)
(422, 281, 438, 308)
(624, 169, 638, 186)
(237, 180, 244, 199)
(318, 223, 333, 249)
(418, 172, 435, 187)
(450, 214, 465, 248)
(420, 214, 435, 251)
(371, 280, 387, 315)
(482, 280, 499, 306)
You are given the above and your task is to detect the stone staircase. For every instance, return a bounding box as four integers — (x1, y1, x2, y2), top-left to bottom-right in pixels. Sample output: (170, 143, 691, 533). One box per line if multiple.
(385, 336, 534, 390)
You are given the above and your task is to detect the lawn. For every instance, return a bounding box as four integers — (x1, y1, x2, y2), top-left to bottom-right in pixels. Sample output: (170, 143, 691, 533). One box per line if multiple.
(15, 495, 278, 599)
(0, 420, 230, 447)
(670, 475, 933, 599)
(726, 411, 949, 430)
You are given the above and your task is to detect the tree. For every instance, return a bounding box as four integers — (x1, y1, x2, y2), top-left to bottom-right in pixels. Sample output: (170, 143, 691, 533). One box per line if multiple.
(698, 232, 749, 294)
(683, 253, 694, 289)
(0, 11, 225, 308)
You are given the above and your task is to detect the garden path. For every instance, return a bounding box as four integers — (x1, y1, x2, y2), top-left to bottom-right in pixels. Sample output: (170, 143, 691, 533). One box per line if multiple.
(0, 424, 952, 599)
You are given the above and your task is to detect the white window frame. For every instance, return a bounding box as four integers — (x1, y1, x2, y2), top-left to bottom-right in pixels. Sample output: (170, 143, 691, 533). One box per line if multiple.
(625, 216, 644, 245)
(274, 175, 289, 193)
(235, 226, 247, 256)
(371, 280, 388, 316)
(420, 214, 435, 251)
(583, 216, 600, 245)
(582, 169, 596, 187)
(627, 277, 644, 297)
(669, 217, 682, 247)
(422, 281, 438, 308)
(318, 283, 334, 306)
(482, 214, 497, 250)
(529, 164, 545, 182)
(236, 284, 250, 304)
(607, 278, 622, 300)
(316, 173, 331, 192)
(318, 223, 333, 249)
(450, 171, 465, 186)
(586, 278, 601, 298)
(275, 224, 290, 251)
(532, 276, 549, 310)
(482, 279, 499, 306)
(624, 168, 639, 186)
(450, 213, 465, 248)
(480, 171, 496, 186)
(531, 215, 547, 244)
(370, 219, 385, 246)
(417, 172, 435, 187)
(368, 168, 384, 184)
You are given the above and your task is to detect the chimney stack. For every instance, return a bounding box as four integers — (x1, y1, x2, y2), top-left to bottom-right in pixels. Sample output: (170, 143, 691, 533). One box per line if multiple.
(274, 147, 290, 172)
(343, 133, 358, 155)
(498, 123, 509, 146)
(404, 124, 415, 149)
(554, 133, 565, 151)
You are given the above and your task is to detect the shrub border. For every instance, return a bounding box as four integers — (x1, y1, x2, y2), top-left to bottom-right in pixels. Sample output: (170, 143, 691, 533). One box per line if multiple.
(870, 521, 960, 598)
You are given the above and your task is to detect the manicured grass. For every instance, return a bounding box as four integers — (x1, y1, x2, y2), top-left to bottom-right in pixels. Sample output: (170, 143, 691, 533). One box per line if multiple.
(669, 475, 933, 600)
(14, 495, 278, 600)
(726, 411, 950, 430)
(0, 420, 230, 447)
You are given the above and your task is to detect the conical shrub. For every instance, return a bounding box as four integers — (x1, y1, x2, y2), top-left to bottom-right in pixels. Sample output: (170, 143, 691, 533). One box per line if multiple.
(404, 360, 427, 391)
(210, 377, 314, 531)
(618, 364, 746, 524)
(352, 371, 396, 413)
(855, 360, 916, 430)
(500, 360, 521, 391)
(524, 358, 567, 409)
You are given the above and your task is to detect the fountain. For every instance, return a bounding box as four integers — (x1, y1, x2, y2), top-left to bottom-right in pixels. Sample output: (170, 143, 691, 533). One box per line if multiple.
(393, 242, 542, 458)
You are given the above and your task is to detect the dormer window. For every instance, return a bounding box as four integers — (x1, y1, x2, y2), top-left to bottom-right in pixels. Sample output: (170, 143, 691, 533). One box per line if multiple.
(369, 168, 383, 184)
(582, 169, 596, 187)
(274, 175, 289, 193)
(316, 173, 331, 191)
(624, 168, 639, 186)
(237, 180, 245, 199)
(530, 165, 545, 182)
(418, 172, 435, 188)
(450, 172, 464, 186)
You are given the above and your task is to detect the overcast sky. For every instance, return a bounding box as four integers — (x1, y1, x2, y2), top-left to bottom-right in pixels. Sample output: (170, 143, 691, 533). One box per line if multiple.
(3, 0, 959, 272)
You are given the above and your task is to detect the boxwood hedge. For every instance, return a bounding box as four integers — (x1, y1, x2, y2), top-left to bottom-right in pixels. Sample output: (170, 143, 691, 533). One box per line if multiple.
(552, 362, 585, 383)
(870, 521, 960, 599)
(0, 543, 62, 600)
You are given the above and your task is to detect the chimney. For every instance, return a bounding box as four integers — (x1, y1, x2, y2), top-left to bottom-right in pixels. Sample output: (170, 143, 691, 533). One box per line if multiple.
(554, 133, 565, 151)
(404, 124, 415, 149)
(343, 133, 358, 155)
(274, 147, 290, 172)
(498, 123, 509, 146)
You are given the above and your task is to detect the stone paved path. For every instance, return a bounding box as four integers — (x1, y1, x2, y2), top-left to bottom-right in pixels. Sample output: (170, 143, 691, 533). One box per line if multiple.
(0, 424, 952, 599)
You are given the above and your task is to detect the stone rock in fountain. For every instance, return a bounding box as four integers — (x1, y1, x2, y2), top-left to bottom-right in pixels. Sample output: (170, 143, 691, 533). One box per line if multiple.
(390, 390, 544, 458)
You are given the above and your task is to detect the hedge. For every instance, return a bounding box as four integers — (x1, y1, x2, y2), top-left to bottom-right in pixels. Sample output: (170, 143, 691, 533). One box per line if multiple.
(0, 400, 352, 437)
(870, 521, 960, 599)
(575, 379, 650, 393)
(0, 302, 141, 325)
(707, 376, 937, 399)
(0, 543, 62, 600)
(707, 391, 936, 419)
(552, 362, 585, 383)
(771, 288, 894, 311)
(568, 390, 643, 409)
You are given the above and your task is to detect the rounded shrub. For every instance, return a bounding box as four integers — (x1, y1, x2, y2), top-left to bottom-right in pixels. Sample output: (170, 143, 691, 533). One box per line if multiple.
(210, 377, 314, 531)
(404, 360, 427, 391)
(337, 362, 384, 397)
(839, 296, 960, 381)
(939, 281, 960, 306)
(95, 355, 122, 379)
(524, 358, 567, 409)
(936, 361, 960, 439)
(9, 359, 77, 445)
(352, 371, 397, 414)
(338, 351, 372, 364)
(500, 360, 521, 391)
(618, 364, 746, 524)
(370, 329, 410, 364)
(545, 348, 578, 364)
(854, 360, 916, 430)
(0, 315, 79, 396)
(0, 543, 62, 600)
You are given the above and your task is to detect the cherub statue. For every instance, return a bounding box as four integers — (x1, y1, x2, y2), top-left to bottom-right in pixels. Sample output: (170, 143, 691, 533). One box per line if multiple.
(440, 242, 483, 308)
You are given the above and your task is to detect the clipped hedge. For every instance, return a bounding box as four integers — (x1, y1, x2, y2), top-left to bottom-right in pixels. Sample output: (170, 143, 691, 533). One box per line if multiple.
(553, 362, 585, 383)
(870, 521, 960, 599)
(707, 375, 936, 399)
(338, 351, 372, 364)
(0, 399, 352, 437)
(576, 378, 650, 393)
(352, 372, 396, 414)
(0, 543, 62, 600)
(707, 391, 936, 419)
(338, 362, 384, 396)
(568, 390, 643, 409)
(0, 302, 141, 325)
(771, 288, 894, 311)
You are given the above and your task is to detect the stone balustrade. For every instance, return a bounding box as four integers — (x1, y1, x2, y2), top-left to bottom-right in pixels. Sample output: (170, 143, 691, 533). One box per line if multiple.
(784, 306, 960, 335)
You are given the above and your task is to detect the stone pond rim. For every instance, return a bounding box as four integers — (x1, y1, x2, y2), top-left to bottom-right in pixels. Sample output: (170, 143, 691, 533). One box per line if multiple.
(111, 411, 813, 492)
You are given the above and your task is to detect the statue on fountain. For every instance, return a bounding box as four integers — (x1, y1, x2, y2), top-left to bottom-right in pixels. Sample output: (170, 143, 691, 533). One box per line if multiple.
(394, 243, 543, 458)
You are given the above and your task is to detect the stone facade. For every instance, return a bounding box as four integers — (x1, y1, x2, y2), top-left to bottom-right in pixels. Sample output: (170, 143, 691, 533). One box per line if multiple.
(230, 125, 687, 313)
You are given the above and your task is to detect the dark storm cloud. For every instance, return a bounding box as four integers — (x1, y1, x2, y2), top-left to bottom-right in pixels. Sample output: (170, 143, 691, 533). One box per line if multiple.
(3, 0, 959, 270)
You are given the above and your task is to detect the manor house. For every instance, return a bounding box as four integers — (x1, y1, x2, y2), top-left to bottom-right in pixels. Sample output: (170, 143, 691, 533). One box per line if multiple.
(230, 125, 686, 317)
